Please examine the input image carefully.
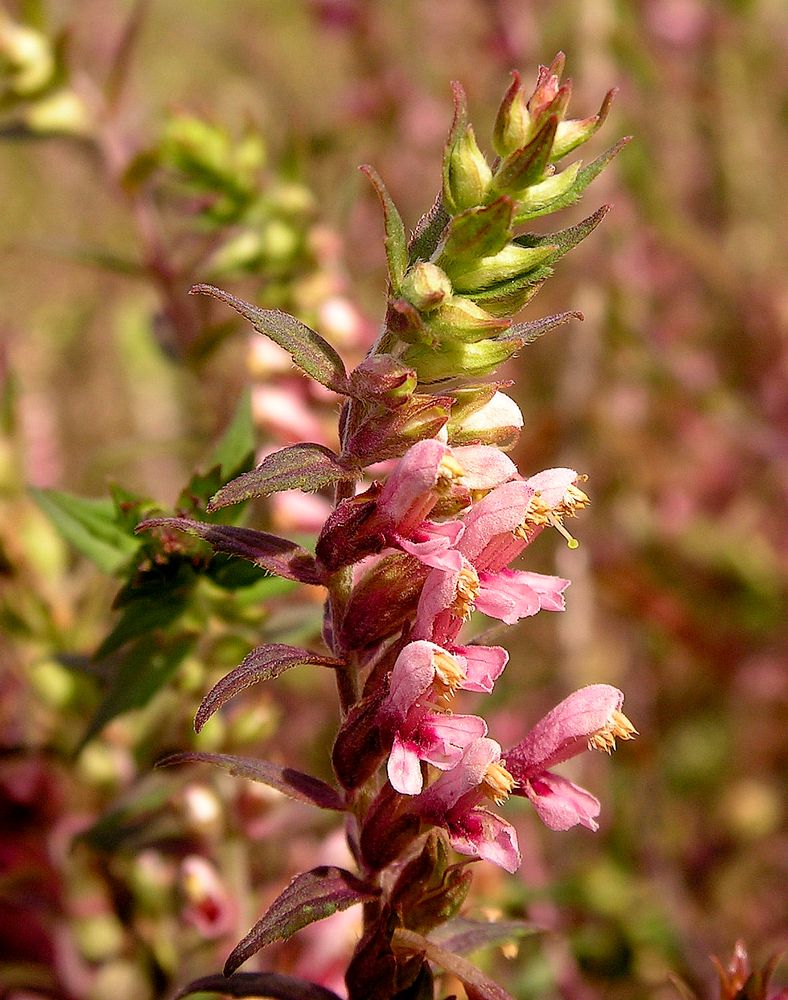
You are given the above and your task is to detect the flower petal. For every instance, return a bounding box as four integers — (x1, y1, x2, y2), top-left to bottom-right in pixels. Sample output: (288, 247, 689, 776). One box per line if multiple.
(522, 771, 601, 832)
(378, 439, 448, 532)
(458, 480, 533, 566)
(451, 445, 517, 490)
(388, 735, 424, 795)
(448, 807, 522, 872)
(450, 643, 509, 694)
(525, 467, 578, 508)
(381, 641, 439, 725)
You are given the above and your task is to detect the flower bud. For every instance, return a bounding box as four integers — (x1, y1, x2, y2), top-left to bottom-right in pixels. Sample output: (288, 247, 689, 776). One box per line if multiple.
(0, 18, 54, 95)
(401, 262, 453, 312)
(448, 391, 524, 449)
(404, 335, 521, 383)
(515, 161, 581, 218)
(423, 296, 510, 343)
(444, 124, 492, 214)
(551, 89, 617, 161)
(448, 242, 557, 294)
(493, 71, 529, 157)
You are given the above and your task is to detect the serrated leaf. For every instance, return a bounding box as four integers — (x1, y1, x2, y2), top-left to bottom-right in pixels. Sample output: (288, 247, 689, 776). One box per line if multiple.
(361, 165, 408, 292)
(31, 488, 138, 574)
(137, 517, 323, 585)
(430, 918, 540, 956)
(208, 390, 255, 479)
(224, 867, 380, 975)
(195, 644, 342, 732)
(191, 284, 349, 392)
(159, 753, 344, 810)
(392, 928, 515, 1000)
(80, 634, 196, 748)
(507, 309, 583, 345)
(439, 197, 514, 264)
(514, 137, 631, 222)
(207, 444, 359, 511)
(174, 972, 343, 1000)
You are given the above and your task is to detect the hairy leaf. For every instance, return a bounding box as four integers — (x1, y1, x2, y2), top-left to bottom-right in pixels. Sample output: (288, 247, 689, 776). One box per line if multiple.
(191, 284, 349, 391)
(137, 517, 323, 585)
(159, 752, 344, 810)
(207, 444, 359, 510)
(195, 644, 342, 732)
(174, 972, 343, 1000)
(224, 867, 379, 974)
(408, 193, 450, 265)
(431, 918, 540, 956)
(361, 165, 408, 292)
(392, 928, 515, 1000)
(507, 309, 583, 345)
(30, 488, 138, 574)
(514, 204, 610, 257)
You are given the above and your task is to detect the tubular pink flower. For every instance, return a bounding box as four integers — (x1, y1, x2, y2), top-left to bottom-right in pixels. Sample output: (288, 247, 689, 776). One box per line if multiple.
(504, 685, 637, 831)
(380, 641, 506, 793)
(417, 737, 521, 872)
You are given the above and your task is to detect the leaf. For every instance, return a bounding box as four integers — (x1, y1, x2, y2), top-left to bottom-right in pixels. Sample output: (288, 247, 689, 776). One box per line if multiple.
(207, 444, 359, 511)
(408, 193, 450, 265)
(191, 284, 349, 392)
(507, 309, 583, 345)
(195, 644, 342, 732)
(430, 918, 539, 956)
(30, 488, 138, 574)
(95, 587, 192, 659)
(137, 517, 324, 585)
(514, 136, 631, 222)
(360, 165, 408, 293)
(514, 204, 610, 257)
(159, 752, 344, 810)
(439, 197, 514, 264)
(174, 972, 343, 1000)
(224, 867, 380, 975)
(392, 928, 515, 1000)
(80, 634, 196, 748)
(208, 389, 255, 479)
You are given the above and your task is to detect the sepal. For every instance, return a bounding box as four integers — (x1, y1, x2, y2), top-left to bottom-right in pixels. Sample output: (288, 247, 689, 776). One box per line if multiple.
(490, 116, 557, 197)
(339, 553, 430, 650)
(344, 395, 453, 464)
(361, 165, 408, 293)
(332, 689, 388, 790)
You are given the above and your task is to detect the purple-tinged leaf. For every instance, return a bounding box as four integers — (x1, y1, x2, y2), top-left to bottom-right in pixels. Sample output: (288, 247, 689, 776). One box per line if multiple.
(174, 972, 343, 1000)
(195, 645, 342, 732)
(207, 444, 359, 511)
(136, 517, 324, 585)
(224, 867, 380, 975)
(430, 918, 540, 956)
(345, 396, 453, 466)
(191, 284, 349, 392)
(507, 309, 583, 345)
(392, 928, 515, 1000)
(360, 165, 408, 293)
(158, 752, 344, 810)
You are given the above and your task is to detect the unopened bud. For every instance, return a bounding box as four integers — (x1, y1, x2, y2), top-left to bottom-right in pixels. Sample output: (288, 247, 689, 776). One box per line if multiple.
(424, 296, 510, 343)
(401, 262, 453, 312)
(515, 161, 581, 218)
(493, 71, 529, 157)
(404, 335, 521, 383)
(444, 124, 492, 214)
(551, 89, 617, 161)
(448, 391, 524, 449)
(449, 242, 557, 294)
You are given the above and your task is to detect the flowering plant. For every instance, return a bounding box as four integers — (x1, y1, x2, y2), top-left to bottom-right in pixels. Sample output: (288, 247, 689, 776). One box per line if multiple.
(138, 55, 636, 1000)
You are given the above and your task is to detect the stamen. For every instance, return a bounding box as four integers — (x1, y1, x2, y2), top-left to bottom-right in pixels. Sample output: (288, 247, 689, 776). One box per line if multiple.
(437, 454, 465, 489)
(587, 709, 638, 754)
(451, 565, 480, 619)
(432, 650, 467, 696)
(482, 761, 517, 805)
(547, 512, 579, 549)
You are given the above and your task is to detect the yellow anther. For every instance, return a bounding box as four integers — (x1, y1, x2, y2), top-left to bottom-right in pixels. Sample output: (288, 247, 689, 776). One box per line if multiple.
(482, 761, 517, 805)
(587, 709, 638, 754)
(557, 482, 590, 516)
(433, 650, 467, 696)
(437, 454, 465, 489)
(451, 565, 480, 619)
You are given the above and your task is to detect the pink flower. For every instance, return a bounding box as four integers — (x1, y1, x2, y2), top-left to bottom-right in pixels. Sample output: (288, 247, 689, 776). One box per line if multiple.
(417, 737, 521, 873)
(377, 439, 517, 570)
(379, 641, 504, 794)
(504, 685, 637, 831)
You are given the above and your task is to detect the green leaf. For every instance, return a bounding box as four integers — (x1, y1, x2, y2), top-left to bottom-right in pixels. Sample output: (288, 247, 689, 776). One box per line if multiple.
(360, 165, 408, 293)
(514, 204, 610, 257)
(191, 285, 349, 392)
(31, 488, 138, 574)
(95, 587, 192, 659)
(80, 633, 196, 748)
(208, 389, 255, 479)
(224, 867, 380, 975)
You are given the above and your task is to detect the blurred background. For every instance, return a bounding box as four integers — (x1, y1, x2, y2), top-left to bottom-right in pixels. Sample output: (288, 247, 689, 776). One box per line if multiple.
(1, 1, 786, 998)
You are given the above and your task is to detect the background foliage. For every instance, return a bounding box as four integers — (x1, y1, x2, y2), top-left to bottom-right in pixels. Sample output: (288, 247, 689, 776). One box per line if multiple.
(1, 1, 786, 998)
